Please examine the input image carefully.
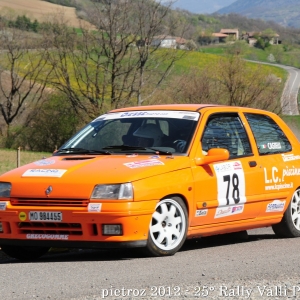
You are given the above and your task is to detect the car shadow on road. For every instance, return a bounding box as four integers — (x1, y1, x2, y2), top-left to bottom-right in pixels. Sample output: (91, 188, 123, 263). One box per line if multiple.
(0, 231, 278, 264)
(180, 230, 276, 252)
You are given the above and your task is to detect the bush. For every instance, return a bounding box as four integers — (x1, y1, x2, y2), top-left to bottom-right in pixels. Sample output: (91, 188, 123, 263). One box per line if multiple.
(14, 94, 83, 152)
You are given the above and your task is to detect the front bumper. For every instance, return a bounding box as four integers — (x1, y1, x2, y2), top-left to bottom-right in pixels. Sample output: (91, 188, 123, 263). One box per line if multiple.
(0, 200, 157, 247)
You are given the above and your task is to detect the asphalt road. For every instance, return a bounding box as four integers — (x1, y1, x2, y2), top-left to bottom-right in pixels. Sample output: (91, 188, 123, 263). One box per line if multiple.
(279, 65, 300, 115)
(1, 227, 300, 300)
(247, 60, 300, 116)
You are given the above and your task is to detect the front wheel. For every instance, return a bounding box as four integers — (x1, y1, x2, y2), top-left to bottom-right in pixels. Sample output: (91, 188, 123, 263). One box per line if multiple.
(146, 197, 188, 256)
(1, 245, 50, 261)
(272, 188, 300, 238)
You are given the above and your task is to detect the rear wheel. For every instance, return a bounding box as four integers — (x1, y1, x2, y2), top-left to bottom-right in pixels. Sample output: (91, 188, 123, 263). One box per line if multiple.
(146, 197, 188, 256)
(272, 188, 300, 238)
(1, 245, 50, 261)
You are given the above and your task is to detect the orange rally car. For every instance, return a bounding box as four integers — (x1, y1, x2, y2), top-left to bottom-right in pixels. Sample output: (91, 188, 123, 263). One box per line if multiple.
(0, 104, 300, 260)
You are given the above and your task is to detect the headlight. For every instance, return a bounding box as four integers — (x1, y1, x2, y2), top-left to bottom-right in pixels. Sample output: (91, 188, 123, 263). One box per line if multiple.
(0, 182, 11, 198)
(91, 183, 133, 200)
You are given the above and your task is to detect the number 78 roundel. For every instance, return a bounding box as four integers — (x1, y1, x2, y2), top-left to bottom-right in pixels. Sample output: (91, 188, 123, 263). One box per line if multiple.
(213, 161, 246, 218)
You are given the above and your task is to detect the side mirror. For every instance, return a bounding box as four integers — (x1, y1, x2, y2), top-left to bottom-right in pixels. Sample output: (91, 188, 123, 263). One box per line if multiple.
(195, 148, 229, 166)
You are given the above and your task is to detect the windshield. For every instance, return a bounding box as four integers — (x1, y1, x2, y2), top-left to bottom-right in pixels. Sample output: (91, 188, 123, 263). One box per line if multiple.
(54, 110, 200, 155)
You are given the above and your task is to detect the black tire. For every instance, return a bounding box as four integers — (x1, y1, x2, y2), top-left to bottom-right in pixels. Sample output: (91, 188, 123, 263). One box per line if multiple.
(272, 188, 300, 238)
(145, 197, 188, 256)
(1, 245, 50, 261)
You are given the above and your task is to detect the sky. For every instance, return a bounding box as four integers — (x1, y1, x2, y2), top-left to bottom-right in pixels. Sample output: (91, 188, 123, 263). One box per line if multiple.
(171, 0, 236, 14)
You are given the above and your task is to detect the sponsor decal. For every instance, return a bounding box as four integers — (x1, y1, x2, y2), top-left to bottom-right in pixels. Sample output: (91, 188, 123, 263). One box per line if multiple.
(34, 159, 55, 166)
(215, 207, 231, 218)
(26, 234, 69, 240)
(266, 200, 286, 212)
(265, 182, 293, 191)
(22, 169, 67, 178)
(264, 166, 296, 190)
(215, 205, 244, 218)
(88, 203, 102, 212)
(182, 115, 197, 120)
(214, 162, 233, 173)
(120, 111, 168, 118)
(19, 212, 27, 221)
(267, 142, 281, 150)
(282, 166, 300, 179)
(195, 209, 208, 217)
(0, 202, 7, 210)
(282, 153, 300, 162)
(233, 161, 242, 170)
(124, 159, 164, 169)
(96, 111, 200, 121)
(231, 205, 244, 214)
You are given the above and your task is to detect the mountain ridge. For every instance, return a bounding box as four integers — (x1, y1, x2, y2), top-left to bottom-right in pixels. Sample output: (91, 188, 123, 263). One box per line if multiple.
(216, 0, 300, 28)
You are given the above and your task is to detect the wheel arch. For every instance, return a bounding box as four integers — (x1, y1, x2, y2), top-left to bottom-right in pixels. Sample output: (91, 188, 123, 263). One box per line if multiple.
(161, 193, 190, 217)
(284, 185, 300, 212)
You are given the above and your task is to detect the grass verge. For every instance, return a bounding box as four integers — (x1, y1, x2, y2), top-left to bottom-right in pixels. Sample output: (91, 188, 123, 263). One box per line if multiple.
(0, 149, 51, 175)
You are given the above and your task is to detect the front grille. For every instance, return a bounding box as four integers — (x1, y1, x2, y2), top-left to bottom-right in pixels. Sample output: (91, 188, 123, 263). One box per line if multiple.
(10, 198, 89, 207)
(18, 222, 83, 235)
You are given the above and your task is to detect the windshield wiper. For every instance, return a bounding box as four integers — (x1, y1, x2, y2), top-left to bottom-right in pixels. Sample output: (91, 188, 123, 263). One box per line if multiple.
(103, 145, 147, 151)
(144, 148, 173, 155)
(103, 145, 172, 155)
(56, 147, 112, 155)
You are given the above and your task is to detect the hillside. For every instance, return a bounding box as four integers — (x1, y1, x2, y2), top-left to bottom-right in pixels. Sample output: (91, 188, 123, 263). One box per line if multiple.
(217, 0, 300, 28)
(0, 0, 93, 28)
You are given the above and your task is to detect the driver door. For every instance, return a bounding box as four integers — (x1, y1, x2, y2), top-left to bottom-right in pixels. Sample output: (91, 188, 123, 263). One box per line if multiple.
(191, 112, 265, 226)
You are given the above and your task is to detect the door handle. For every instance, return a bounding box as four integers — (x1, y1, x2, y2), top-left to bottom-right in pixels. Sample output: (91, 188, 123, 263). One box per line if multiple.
(249, 161, 257, 167)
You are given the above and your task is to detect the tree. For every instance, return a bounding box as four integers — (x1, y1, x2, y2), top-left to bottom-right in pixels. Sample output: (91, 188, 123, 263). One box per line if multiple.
(0, 25, 53, 146)
(156, 66, 222, 104)
(211, 54, 282, 112)
(157, 53, 283, 113)
(43, 0, 184, 118)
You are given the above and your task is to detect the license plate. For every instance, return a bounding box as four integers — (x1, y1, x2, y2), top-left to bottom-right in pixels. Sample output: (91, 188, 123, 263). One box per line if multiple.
(29, 211, 62, 222)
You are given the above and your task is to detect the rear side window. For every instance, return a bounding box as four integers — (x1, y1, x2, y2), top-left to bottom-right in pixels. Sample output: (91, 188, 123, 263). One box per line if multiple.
(245, 113, 292, 155)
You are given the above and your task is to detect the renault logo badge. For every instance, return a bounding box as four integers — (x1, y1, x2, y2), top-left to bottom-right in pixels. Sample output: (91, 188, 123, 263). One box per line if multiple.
(45, 186, 53, 196)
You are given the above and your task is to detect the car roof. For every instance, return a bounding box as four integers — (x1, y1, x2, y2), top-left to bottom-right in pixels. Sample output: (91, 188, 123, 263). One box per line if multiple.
(110, 104, 223, 112)
(109, 104, 270, 115)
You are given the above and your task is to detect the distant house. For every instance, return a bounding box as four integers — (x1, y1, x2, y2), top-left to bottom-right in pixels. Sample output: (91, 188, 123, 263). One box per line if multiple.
(267, 33, 280, 45)
(151, 35, 177, 49)
(240, 32, 256, 46)
(241, 31, 280, 46)
(220, 29, 239, 40)
(210, 28, 239, 44)
(151, 35, 188, 49)
(248, 38, 258, 47)
(176, 37, 188, 49)
(212, 32, 228, 43)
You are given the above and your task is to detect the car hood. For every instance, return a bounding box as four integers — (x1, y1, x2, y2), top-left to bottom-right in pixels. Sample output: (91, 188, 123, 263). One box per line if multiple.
(0, 155, 191, 198)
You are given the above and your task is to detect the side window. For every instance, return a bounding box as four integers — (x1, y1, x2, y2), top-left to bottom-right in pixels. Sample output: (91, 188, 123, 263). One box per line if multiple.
(201, 114, 252, 158)
(245, 113, 292, 155)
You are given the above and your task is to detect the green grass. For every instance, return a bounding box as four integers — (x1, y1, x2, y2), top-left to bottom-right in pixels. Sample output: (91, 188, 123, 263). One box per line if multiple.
(173, 49, 287, 80)
(171, 51, 219, 75)
(200, 43, 300, 68)
(199, 46, 228, 55)
(0, 149, 52, 175)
